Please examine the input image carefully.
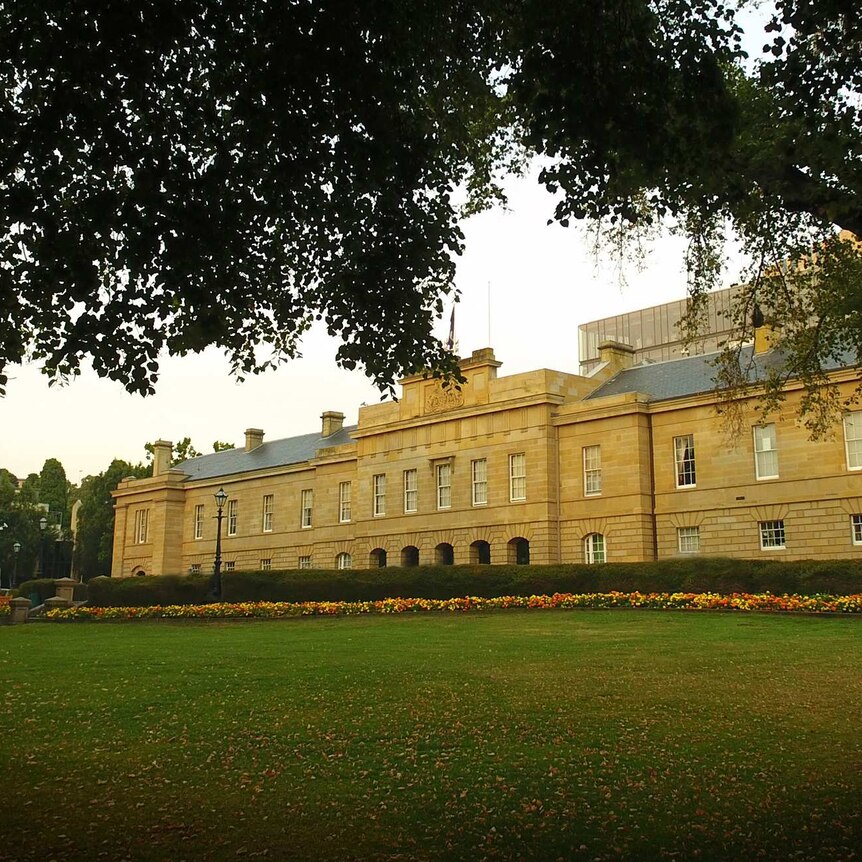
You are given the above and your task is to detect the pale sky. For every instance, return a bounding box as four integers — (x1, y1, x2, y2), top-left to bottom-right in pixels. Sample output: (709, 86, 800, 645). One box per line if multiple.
(0, 167, 746, 483)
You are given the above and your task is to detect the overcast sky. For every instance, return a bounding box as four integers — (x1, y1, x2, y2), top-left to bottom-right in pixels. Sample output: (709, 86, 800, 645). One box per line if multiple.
(1, 167, 747, 483)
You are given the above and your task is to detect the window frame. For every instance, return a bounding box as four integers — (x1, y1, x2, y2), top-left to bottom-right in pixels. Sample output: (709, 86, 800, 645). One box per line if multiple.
(509, 453, 526, 502)
(403, 469, 417, 513)
(260, 558, 272, 571)
(753, 424, 779, 480)
(851, 514, 862, 545)
(339, 481, 352, 523)
(298, 555, 312, 569)
(471, 458, 488, 506)
(373, 474, 386, 517)
(759, 520, 786, 550)
(262, 494, 273, 533)
(224, 561, 236, 572)
(193, 504, 204, 540)
(134, 508, 149, 544)
(584, 533, 606, 564)
(677, 526, 700, 554)
(673, 434, 697, 488)
(336, 552, 353, 570)
(844, 412, 862, 471)
(436, 462, 452, 510)
(226, 499, 238, 537)
(583, 445, 602, 496)
(300, 489, 313, 528)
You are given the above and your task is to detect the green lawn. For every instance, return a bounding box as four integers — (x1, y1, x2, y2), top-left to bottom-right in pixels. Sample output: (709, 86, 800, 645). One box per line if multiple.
(1, 611, 860, 861)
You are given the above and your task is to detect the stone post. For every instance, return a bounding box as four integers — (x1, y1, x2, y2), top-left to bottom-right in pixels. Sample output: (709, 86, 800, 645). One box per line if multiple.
(54, 577, 77, 604)
(9, 597, 31, 624)
(44, 596, 70, 612)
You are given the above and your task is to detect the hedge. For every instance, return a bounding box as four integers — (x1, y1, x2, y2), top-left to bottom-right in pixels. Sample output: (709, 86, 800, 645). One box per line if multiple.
(13, 578, 88, 604)
(84, 557, 862, 608)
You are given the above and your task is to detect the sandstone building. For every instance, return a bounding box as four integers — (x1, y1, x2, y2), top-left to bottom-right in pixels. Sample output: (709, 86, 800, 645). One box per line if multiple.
(111, 315, 862, 577)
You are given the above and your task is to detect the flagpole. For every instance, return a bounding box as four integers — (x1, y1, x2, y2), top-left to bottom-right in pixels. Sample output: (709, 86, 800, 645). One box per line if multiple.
(487, 280, 491, 346)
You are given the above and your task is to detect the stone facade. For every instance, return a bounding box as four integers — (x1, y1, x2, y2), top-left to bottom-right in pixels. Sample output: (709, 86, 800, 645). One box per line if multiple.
(111, 336, 862, 577)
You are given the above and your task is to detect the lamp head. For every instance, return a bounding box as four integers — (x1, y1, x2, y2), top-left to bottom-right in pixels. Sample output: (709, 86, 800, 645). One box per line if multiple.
(13, 541, 21, 553)
(214, 488, 228, 509)
(39, 516, 47, 530)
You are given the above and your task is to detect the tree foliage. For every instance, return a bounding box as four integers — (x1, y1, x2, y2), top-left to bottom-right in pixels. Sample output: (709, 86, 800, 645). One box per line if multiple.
(38, 457, 68, 526)
(2, 1, 860, 417)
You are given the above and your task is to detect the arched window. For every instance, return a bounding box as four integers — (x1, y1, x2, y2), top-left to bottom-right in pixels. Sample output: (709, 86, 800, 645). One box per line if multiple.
(435, 543, 454, 565)
(336, 552, 353, 570)
(370, 548, 387, 568)
(470, 540, 491, 565)
(507, 537, 530, 565)
(401, 546, 420, 567)
(584, 533, 606, 564)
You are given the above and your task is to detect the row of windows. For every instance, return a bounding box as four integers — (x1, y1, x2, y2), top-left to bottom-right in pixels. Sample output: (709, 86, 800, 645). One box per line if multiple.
(582, 414, 862, 498)
(186, 454, 527, 539)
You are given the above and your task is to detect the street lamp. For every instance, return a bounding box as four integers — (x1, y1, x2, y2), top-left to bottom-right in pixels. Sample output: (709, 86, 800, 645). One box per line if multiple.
(38, 516, 47, 579)
(208, 488, 228, 600)
(12, 541, 20, 590)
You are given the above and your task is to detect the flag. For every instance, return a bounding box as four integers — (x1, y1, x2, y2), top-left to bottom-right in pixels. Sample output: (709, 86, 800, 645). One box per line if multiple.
(446, 305, 456, 352)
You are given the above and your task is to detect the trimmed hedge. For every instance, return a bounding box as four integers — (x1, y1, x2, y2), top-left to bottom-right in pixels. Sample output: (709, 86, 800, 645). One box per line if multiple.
(85, 558, 862, 608)
(14, 578, 89, 603)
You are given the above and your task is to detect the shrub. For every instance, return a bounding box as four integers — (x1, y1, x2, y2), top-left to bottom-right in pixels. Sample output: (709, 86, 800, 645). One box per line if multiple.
(14, 578, 57, 603)
(84, 558, 862, 608)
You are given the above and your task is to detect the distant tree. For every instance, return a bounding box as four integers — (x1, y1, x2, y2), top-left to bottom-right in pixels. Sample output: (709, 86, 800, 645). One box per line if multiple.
(143, 436, 202, 469)
(0, 469, 16, 509)
(18, 474, 40, 505)
(74, 459, 148, 580)
(212, 441, 236, 452)
(38, 457, 68, 528)
(0, 503, 43, 588)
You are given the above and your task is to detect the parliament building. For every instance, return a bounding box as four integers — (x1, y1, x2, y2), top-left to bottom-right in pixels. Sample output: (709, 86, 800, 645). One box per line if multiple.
(111, 296, 862, 577)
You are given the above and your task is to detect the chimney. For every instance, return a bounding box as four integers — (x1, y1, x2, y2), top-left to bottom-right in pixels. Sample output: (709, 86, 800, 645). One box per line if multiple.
(598, 340, 635, 370)
(244, 428, 264, 452)
(321, 411, 345, 437)
(152, 440, 173, 477)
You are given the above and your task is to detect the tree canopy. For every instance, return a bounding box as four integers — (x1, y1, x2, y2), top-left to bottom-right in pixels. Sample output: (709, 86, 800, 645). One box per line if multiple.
(2, 1, 860, 414)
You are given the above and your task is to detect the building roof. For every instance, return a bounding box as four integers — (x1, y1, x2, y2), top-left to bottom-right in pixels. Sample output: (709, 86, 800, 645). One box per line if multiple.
(175, 425, 357, 481)
(587, 346, 857, 402)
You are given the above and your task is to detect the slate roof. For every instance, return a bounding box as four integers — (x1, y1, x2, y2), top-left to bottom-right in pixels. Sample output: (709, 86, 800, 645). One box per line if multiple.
(587, 346, 858, 402)
(175, 425, 357, 481)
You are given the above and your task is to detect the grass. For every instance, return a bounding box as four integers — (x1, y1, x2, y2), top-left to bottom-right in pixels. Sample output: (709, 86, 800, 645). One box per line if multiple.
(1, 610, 860, 861)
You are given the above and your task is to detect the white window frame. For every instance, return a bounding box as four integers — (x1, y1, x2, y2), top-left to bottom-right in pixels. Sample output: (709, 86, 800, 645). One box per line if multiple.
(759, 520, 786, 550)
(298, 555, 312, 570)
(436, 463, 452, 509)
(260, 558, 272, 571)
(471, 458, 488, 506)
(262, 494, 273, 533)
(851, 514, 862, 545)
(300, 489, 313, 528)
(844, 412, 862, 471)
(583, 445, 602, 496)
(674, 434, 697, 488)
(677, 526, 700, 554)
(403, 469, 417, 513)
(227, 499, 238, 536)
(509, 453, 526, 502)
(336, 552, 353, 570)
(753, 424, 779, 480)
(134, 509, 149, 544)
(194, 504, 204, 540)
(373, 474, 386, 517)
(224, 561, 236, 572)
(339, 482, 352, 523)
(584, 533, 606, 564)
(189, 563, 201, 574)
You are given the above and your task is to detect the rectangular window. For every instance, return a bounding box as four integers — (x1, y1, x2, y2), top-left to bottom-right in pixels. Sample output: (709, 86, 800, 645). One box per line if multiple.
(189, 563, 201, 574)
(851, 514, 862, 545)
(260, 558, 272, 571)
(262, 494, 273, 532)
(759, 520, 786, 549)
(300, 489, 313, 528)
(754, 424, 779, 479)
(583, 445, 602, 496)
(403, 469, 417, 513)
(677, 526, 700, 554)
(339, 482, 352, 523)
(373, 474, 386, 516)
(194, 504, 204, 540)
(436, 463, 452, 509)
(509, 453, 526, 501)
(134, 509, 149, 544)
(224, 561, 236, 572)
(844, 412, 862, 470)
(227, 499, 238, 536)
(298, 555, 312, 569)
(674, 435, 696, 488)
(471, 458, 488, 506)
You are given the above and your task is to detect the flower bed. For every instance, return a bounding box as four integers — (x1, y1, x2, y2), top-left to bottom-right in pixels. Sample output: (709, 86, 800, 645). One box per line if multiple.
(0, 596, 10, 618)
(44, 591, 862, 622)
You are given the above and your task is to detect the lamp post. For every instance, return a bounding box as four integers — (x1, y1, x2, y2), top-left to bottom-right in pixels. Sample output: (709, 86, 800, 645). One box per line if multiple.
(12, 541, 20, 590)
(209, 488, 228, 600)
(38, 516, 47, 579)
